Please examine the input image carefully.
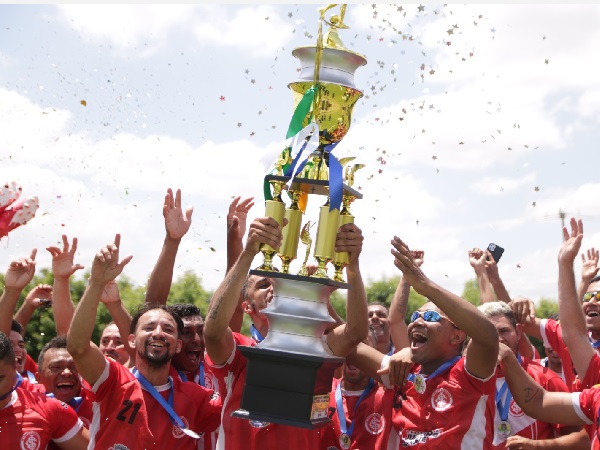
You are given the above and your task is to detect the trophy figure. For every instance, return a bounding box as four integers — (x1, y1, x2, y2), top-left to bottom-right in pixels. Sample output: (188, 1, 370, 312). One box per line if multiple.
(233, 4, 367, 429)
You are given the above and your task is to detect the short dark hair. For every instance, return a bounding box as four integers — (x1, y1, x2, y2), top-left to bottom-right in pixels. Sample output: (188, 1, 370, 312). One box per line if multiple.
(11, 320, 23, 335)
(37, 335, 67, 369)
(130, 303, 183, 336)
(170, 303, 202, 320)
(368, 302, 389, 313)
(0, 332, 16, 365)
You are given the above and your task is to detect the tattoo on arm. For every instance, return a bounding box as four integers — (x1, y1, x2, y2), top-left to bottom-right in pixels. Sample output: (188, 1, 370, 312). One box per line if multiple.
(523, 387, 539, 403)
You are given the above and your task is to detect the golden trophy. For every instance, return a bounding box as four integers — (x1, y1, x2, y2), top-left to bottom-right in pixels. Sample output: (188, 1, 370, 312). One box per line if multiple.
(235, 4, 367, 429)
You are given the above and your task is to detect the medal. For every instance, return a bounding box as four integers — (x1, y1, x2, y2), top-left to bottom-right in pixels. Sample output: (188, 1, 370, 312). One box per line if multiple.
(339, 433, 351, 449)
(414, 374, 426, 394)
(497, 420, 511, 438)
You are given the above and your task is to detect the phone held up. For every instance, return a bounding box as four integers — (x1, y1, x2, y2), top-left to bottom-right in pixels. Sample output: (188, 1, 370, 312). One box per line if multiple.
(487, 243, 504, 263)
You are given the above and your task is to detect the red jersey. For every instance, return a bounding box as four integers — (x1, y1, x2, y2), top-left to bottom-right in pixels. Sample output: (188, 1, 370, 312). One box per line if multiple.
(385, 356, 496, 449)
(0, 383, 83, 449)
(319, 377, 391, 450)
(89, 357, 222, 450)
(491, 358, 567, 449)
(169, 362, 220, 450)
(204, 332, 321, 450)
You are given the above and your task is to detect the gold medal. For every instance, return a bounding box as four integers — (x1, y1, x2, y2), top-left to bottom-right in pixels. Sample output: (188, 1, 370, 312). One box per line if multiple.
(414, 374, 426, 394)
(339, 433, 351, 449)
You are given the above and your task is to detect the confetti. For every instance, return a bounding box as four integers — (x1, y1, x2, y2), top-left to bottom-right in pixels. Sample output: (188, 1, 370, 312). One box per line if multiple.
(80, 100, 87, 106)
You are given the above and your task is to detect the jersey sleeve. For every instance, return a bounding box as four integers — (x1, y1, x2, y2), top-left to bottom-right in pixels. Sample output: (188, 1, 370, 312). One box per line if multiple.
(44, 396, 84, 442)
(204, 332, 253, 380)
(572, 390, 596, 425)
(92, 357, 134, 401)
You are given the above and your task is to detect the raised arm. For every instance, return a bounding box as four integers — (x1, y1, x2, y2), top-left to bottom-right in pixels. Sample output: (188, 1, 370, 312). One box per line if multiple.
(392, 236, 499, 379)
(325, 223, 369, 357)
(557, 218, 595, 378)
(388, 250, 423, 352)
(204, 217, 282, 365)
(578, 247, 599, 303)
(13, 283, 53, 331)
(99, 280, 134, 364)
(500, 342, 583, 426)
(145, 188, 193, 304)
(47, 235, 85, 335)
(226, 196, 254, 333)
(0, 249, 36, 334)
(469, 248, 495, 303)
(485, 250, 512, 303)
(67, 234, 133, 385)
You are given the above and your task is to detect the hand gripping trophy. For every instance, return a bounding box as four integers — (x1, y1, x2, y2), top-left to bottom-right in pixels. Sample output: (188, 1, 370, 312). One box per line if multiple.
(233, 4, 367, 428)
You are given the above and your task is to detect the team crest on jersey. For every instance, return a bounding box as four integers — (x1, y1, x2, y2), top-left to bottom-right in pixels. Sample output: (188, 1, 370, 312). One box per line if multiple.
(21, 431, 41, 450)
(249, 420, 270, 428)
(430, 387, 453, 411)
(509, 398, 524, 417)
(365, 413, 385, 435)
(108, 445, 129, 450)
(172, 416, 190, 438)
(204, 376, 214, 390)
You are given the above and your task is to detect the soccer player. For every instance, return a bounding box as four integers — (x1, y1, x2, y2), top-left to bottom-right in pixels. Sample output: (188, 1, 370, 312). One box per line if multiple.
(0, 331, 88, 449)
(36, 335, 94, 427)
(347, 235, 500, 448)
(67, 234, 221, 450)
(478, 302, 588, 449)
(203, 216, 369, 450)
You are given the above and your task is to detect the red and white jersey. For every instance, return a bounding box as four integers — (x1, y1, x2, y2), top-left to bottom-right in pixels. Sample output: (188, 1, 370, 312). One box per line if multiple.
(319, 377, 391, 450)
(169, 363, 220, 450)
(204, 332, 321, 450)
(385, 357, 496, 449)
(491, 358, 567, 449)
(89, 357, 222, 450)
(0, 383, 83, 449)
(540, 318, 600, 391)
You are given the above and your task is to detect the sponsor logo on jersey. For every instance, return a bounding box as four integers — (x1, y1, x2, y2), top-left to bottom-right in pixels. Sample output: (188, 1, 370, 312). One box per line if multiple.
(173, 416, 190, 439)
(402, 429, 441, 446)
(509, 398, 524, 417)
(108, 445, 129, 450)
(431, 387, 453, 411)
(249, 420, 270, 428)
(21, 431, 41, 450)
(365, 413, 385, 435)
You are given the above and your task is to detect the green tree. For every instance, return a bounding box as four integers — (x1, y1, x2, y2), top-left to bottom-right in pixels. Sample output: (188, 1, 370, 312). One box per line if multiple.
(365, 275, 427, 323)
(462, 278, 482, 306)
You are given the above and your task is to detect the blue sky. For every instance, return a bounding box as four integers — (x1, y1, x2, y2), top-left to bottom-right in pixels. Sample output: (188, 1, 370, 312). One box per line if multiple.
(1, 4, 599, 303)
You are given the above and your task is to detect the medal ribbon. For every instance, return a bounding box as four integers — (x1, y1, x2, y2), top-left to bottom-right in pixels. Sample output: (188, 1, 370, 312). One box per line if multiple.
(177, 361, 205, 388)
(335, 377, 375, 439)
(46, 392, 83, 412)
(132, 368, 200, 439)
(0, 372, 23, 401)
(407, 355, 461, 386)
(496, 354, 521, 421)
(589, 337, 600, 349)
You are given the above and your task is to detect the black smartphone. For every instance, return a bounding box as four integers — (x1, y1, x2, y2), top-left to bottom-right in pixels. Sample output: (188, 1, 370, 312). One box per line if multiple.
(487, 243, 504, 263)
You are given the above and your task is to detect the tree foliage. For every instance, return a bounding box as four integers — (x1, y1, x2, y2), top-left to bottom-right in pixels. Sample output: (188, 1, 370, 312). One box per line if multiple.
(2, 268, 562, 363)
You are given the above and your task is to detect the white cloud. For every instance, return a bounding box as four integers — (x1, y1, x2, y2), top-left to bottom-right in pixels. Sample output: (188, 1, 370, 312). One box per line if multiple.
(55, 4, 294, 59)
(470, 173, 537, 196)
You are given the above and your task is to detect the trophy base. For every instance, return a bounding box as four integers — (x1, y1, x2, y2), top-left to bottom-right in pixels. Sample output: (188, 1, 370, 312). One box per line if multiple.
(233, 346, 344, 429)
